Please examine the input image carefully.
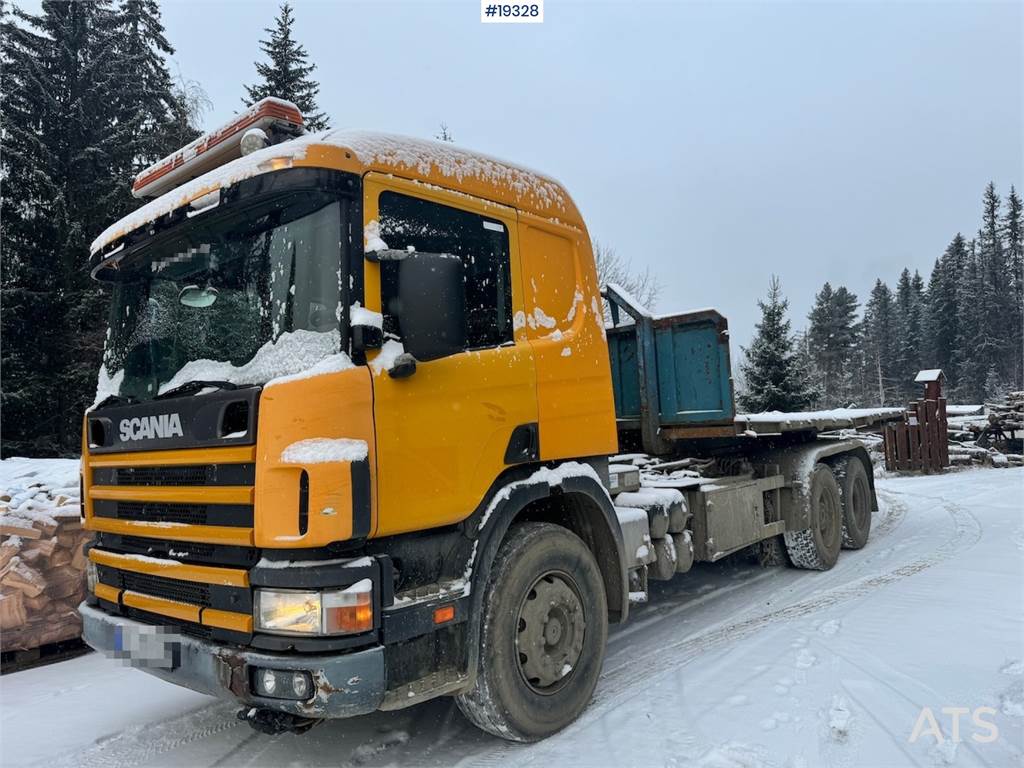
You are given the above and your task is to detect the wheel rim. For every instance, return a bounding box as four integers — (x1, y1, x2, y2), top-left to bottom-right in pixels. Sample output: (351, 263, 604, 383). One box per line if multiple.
(515, 571, 586, 695)
(816, 483, 839, 543)
(851, 474, 870, 532)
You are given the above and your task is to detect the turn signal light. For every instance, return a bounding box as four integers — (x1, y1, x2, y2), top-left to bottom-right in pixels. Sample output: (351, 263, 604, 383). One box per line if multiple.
(433, 605, 455, 625)
(323, 579, 373, 634)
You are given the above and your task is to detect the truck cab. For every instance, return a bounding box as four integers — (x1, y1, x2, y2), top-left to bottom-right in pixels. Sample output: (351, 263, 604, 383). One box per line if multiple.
(81, 99, 628, 739)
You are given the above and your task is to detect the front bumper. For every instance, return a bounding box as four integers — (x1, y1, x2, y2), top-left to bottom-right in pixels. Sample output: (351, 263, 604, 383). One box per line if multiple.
(80, 603, 386, 719)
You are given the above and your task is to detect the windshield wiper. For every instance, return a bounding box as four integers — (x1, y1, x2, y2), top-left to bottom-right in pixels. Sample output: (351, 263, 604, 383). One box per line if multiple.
(154, 380, 239, 400)
(93, 394, 139, 409)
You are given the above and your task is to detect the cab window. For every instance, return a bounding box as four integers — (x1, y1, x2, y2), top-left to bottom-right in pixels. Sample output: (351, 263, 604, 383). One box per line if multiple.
(378, 191, 513, 350)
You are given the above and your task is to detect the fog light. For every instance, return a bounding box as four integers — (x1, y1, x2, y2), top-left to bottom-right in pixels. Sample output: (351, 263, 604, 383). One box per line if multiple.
(252, 667, 313, 701)
(260, 668, 277, 695)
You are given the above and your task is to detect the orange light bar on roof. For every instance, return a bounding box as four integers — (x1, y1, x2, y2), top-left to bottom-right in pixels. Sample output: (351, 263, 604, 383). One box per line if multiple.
(131, 97, 304, 200)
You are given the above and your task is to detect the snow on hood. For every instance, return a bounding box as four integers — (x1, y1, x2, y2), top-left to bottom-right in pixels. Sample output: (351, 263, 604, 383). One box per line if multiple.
(280, 437, 368, 464)
(156, 329, 352, 395)
(92, 129, 568, 257)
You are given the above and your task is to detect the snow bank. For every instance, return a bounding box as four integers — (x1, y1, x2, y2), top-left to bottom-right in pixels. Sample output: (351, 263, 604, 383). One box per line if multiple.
(280, 438, 368, 464)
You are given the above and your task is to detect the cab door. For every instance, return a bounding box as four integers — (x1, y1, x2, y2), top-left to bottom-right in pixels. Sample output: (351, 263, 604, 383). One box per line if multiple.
(363, 173, 537, 537)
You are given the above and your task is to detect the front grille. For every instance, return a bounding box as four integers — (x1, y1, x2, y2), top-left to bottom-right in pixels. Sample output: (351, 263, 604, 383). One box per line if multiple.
(94, 500, 253, 527)
(96, 560, 253, 614)
(118, 570, 212, 607)
(119, 535, 219, 559)
(93, 463, 255, 487)
(118, 465, 207, 486)
(119, 501, 207, 525)
(98, 533, 260, 568)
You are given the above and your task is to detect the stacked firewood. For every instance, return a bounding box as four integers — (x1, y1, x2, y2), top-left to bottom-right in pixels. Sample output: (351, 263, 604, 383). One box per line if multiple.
(0, 461, 88, 651)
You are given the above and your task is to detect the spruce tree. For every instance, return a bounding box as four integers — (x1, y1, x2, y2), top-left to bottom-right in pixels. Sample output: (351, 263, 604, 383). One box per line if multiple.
(973, 184, 1014, 390)
(1, 0, 201, 457)
(1002, 186, 1023, 388)
(954, 241, 987, 402)
(113, 0, 200, 191)
(924, 234, 966, 390)
(738, 277, 820, 413)
(807, 282, 859, 407)
(243, 2, 328, 130)
(892, 268, 926, 401)
(1, 1, 121, 456)
(860, 279, 897, 405)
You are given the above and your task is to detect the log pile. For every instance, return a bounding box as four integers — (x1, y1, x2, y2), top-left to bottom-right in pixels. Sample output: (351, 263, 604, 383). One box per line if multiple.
(0, 460, 87, 652)
(946, 392, 1024, 468)
(984, 391, 1024, 433)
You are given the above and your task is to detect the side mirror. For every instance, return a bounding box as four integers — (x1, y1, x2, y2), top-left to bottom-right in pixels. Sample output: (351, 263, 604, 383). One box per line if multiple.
(397, 252, 466, 362)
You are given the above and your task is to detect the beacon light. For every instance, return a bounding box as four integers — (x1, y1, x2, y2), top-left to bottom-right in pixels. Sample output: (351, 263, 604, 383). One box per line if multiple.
(131, 97, 304, 200)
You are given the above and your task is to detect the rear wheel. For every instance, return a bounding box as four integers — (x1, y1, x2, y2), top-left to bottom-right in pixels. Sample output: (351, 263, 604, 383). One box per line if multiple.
(784, 462, 842, 570)
(833, 455, 872, 549)
(456, 522, 608, 742)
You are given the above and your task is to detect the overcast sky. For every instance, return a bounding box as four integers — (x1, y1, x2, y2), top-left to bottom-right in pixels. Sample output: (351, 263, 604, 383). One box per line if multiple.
(51, 0, 1024, 345)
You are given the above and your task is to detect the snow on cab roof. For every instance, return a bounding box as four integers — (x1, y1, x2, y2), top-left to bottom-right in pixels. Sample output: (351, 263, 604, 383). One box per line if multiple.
(90, 129, 572, 257)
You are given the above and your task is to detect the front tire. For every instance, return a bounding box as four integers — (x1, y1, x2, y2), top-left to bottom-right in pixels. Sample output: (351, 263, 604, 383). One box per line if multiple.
(783, 462, 842, 570)
(456, 522, 608, 742)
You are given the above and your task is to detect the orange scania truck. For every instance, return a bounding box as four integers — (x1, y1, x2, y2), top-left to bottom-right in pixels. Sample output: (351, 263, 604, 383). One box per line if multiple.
(80, 98, 878, 740)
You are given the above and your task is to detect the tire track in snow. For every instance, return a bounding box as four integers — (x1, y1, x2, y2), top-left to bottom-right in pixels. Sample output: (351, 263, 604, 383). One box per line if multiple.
(48, 701, 244, 768)
(462, 494, 980, 768)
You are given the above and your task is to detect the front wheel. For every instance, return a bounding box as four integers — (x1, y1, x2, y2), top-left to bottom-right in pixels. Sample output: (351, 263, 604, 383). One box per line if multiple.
(456, 522, 608, 742)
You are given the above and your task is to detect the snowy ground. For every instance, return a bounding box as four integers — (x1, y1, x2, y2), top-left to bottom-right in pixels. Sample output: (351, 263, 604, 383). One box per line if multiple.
(1, 468, 1021, 767)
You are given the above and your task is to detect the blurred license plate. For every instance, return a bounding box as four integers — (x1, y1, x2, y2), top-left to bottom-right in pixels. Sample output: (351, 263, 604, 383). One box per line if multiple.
(112, 623, 180, 669)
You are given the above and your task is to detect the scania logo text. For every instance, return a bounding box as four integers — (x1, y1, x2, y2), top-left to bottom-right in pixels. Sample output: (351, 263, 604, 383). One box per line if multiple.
(119, 413, 184, 442)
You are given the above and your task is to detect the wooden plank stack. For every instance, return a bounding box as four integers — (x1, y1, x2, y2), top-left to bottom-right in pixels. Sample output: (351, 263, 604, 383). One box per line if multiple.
(1, 461, 88, 652)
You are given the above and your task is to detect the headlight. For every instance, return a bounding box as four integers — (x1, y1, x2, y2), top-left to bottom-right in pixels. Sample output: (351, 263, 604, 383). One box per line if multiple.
(255, 579, 373, 636)
(255, 589, 321, 635)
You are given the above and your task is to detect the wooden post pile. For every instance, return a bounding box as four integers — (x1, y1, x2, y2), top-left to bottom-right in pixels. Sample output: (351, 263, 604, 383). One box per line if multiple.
(1, 467, 88, 652)
(947, 391, 1024, 467)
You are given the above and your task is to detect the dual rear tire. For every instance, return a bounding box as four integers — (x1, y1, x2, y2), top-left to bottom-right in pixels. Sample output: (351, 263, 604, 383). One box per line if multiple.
(783, 457, 872, 570)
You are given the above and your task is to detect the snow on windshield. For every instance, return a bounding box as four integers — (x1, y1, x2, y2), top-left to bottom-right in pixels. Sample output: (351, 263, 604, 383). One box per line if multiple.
(156, 328, 352, 394)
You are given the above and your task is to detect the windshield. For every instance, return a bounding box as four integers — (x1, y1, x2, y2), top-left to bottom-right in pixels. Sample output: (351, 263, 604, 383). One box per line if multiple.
(98, 191, 347, 402)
